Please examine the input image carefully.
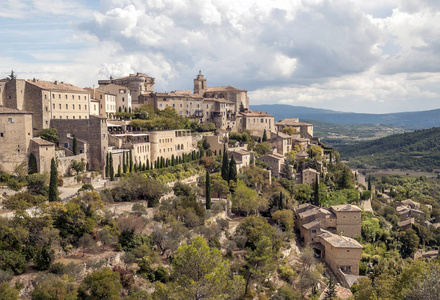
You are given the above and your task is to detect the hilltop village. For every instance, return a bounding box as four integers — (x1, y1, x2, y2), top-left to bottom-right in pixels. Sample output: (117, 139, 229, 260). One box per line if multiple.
(0, 71, 439, 299)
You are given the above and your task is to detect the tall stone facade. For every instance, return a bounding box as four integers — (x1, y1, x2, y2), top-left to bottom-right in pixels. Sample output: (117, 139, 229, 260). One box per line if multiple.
(0, 107, 33, 174)
(51, 116, 108, 171)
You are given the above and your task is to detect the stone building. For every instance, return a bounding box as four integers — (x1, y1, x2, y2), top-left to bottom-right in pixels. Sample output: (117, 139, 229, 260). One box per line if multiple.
(138, 91, 204, 118)
(270, 131, 293, 155)
(84, 88, 117, 119)
(317, 229, 363, 276)
(228, 149, 254, 172)
(29, 138, 55, 174)
(275, 118, 314, 139)
(193, 71, 249, 113)
(98, 83, 132, 113)
(236, 111, 274, 137)
(0, 107, 34, 174)
(98, 73, 155, 102)
(257, 152, 285, 176)
(0, 78, 91, 134)
(302, 168, 320, 186)
(51, 116, 108, 172)
(107, 128, 195, 173)
(294, 203, 363, 286)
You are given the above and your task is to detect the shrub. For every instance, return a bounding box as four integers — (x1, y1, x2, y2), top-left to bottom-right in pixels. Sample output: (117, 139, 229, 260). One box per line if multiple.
(49, 262, 67, 274)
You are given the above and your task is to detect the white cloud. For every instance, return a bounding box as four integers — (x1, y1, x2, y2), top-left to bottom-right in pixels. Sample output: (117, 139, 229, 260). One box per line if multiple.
(1, 0, 440, 113)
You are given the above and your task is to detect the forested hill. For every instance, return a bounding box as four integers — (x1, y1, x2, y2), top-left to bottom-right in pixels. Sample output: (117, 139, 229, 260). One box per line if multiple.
(338, 127, 440, 171)
(250, 104, 440, 128)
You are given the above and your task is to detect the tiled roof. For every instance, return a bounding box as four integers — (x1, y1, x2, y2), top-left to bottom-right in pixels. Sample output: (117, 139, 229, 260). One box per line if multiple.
(27, 79, 87, 92)
(331, 204, 362, 212)
(397, 218, 415, 227)
(0, 107, 33, 114)
(276, 118, 312, 126)
(203, 98, 233, 103)
(31, 137, 55, 146)
(303, 168, 319, 174)
(238, 111, 273, 117)
(302, 220, 321, 229)
(205, 86, 247, 92)
(319, 230, 362, 248)
(156, 92, 203, 98)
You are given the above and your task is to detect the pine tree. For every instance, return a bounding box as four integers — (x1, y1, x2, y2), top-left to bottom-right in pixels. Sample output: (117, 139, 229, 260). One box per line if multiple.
(262, 129, 268, 142)
(49, 158, 58, 202)
(129, 150, 133, 172)
(206, 169, 211, 210)
(73, 137, 78, 155)
(221, 145, 229, 182)
(228, 156, 237, 184)
(28, 153, 38, 174)
(117, 164, 121, 177)
(109, 153, 114, 181)
(314, 174, 320, 206)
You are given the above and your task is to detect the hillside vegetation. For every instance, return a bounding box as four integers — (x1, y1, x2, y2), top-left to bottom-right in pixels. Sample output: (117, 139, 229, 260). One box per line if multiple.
(306, 119, 416, 148)
(339, 127, 440, 171)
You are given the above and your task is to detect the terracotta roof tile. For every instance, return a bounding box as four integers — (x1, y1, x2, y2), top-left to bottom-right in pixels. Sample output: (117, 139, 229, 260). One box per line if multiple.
(27, 79, 87, 92)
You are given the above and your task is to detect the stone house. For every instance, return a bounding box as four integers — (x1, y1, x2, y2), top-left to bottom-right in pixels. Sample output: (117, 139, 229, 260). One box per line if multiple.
(228, 149, 254, 172)
(98, 83, 132, 113)
(236, 111, 274, 137)
(1, 78, 91, 134)
(398, 218, 415, 230)
(269, 131, 292, 156)
(302, 168, 320, 186)
(98, 73, 155, 104)
(257, 152, 285, 176)
(275, 118, 314, 139)
(29, 138, 55, 174)
(85, 88, 117, 119)
(0, 107, 34, 174)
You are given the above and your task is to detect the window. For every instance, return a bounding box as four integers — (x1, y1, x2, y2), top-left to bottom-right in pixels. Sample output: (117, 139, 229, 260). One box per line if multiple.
(65, 95, 68, 99)
(72, 104, 75, 109)
(44, 95, 47, 100)
(59, 94, 61, 99)
(59, 104, 61, 109)
(79, 116, 81, 119)
(66, 104, 68, 109)
(53, 104, 55, 109)
(180, 104, 183, 108)
(73, 116, 75, 119)
(45, 107, 48, 112)
(0, 133, 4, 137)
(52, 94, 55, 98)
(72, 95, 74, 99)
(84, 96, 86, 100)
(122, 97, 125, 102)
(66, 116, 68, 119)
(79, 104, 81, 110)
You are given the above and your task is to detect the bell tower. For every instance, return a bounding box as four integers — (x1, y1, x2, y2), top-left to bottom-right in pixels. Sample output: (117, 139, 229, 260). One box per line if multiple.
(194, 70, 207, 96)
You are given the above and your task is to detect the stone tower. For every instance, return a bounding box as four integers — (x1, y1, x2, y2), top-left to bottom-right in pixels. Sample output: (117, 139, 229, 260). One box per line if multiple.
(194, 70, 207, 96)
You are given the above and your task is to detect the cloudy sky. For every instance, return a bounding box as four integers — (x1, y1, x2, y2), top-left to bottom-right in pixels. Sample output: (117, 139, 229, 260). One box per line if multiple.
(1, 0, 439, 113)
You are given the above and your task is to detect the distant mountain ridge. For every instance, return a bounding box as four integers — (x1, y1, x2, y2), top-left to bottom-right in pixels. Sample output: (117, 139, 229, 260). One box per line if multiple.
(250, 104, 440, 128)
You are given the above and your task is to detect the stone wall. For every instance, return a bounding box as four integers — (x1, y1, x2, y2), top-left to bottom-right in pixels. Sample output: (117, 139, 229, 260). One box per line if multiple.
(51, 116, 108, 172)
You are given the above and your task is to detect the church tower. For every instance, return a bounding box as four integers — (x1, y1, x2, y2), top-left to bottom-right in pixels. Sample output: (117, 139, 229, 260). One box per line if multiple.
(194, 70, 207, 96)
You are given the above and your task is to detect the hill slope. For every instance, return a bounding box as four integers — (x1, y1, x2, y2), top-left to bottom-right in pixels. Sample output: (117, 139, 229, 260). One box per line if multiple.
(250, 104, 440, 128)
(338, 127, 440, 171)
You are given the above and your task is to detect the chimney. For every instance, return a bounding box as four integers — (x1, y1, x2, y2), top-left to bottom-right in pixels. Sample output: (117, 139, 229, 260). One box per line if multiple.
(54, 81, 58, 85)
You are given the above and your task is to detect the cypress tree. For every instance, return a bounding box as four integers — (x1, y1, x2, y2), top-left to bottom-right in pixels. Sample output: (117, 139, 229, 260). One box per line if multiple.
(221, 147, 229, 182)
(171, 154, 175, 166)
(262, 129, 267, 142)
(146, 159, 150, 170)
(73, 137, 78, 155)
(129, 150, 133, 172)
(279, 191, 283, 209)
(368, 176, 372, 191)
(117, 164, 121, 177)
(123, 152, 127, 173)
(150, 162, 153, 170)
(49, 158, 58, 202)
(142, 163, 146, 171)
(29, 153, 38, 174)
(178, 156, 182, 164)
(105, 153, 109, 178)
(228, 155, 237, 184)
(206, 169, 211, 209)
(133, 162, 137, 172)
(219, 149, 222, 156)
(329, 151, 333, 163)
(109, 153, 114, 180)
(314, 174, 320, 206)
(214, 150, 217, 156)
